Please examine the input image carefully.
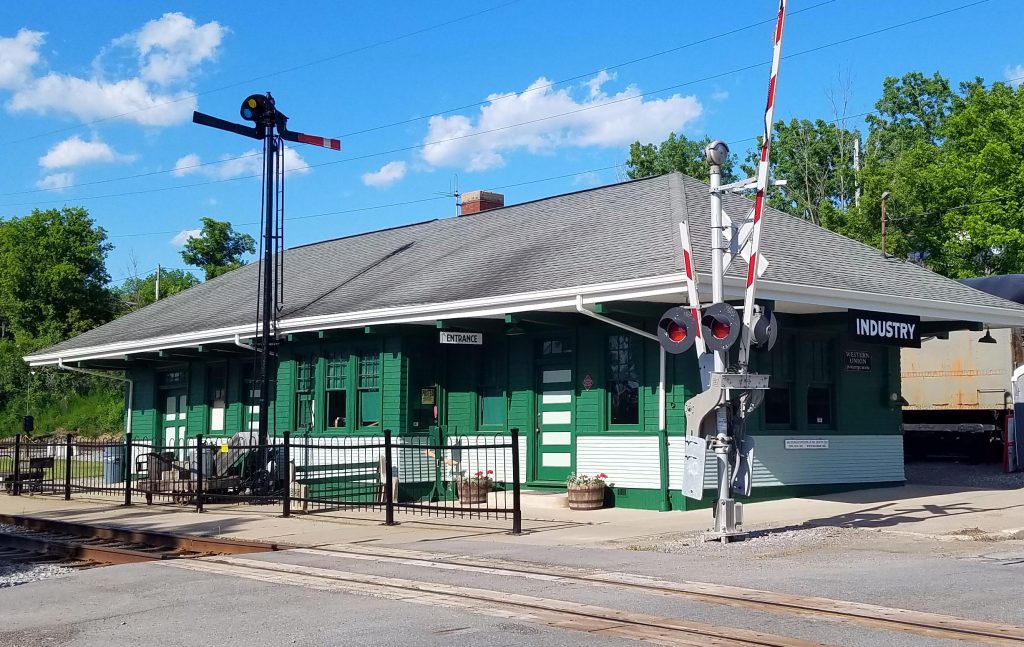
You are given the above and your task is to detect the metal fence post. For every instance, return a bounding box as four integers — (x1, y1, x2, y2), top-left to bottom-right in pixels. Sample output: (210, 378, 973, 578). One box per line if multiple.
(510, 427, 522, 535)
(123, 431, 133, 506)
(282, 431, 291, 518)
(384, 429, 396, 526)
(195, 434, 204, 513)
(12, 433, 21, 496)
(64, 434, 73, 500)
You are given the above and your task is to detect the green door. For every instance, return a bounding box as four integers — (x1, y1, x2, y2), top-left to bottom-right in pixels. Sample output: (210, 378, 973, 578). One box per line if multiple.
(162, 389, 188, 457)
(534, 365, 574, 483)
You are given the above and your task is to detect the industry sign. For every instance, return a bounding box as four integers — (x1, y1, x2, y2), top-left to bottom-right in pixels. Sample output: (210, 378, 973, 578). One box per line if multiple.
(848, 310, 921, 348)
(439, 331, 482, 345)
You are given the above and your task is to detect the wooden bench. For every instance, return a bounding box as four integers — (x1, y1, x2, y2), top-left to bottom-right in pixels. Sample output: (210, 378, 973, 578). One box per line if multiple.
(291, 455, 397, 512)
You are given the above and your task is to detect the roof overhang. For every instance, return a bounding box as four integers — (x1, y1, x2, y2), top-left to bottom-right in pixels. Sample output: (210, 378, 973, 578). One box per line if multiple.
(26, 271, 1024, 366)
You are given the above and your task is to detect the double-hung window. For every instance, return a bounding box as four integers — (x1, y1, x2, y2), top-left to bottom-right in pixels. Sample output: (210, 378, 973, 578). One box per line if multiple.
(325, 352, 348, 429)
(357, 352, 381, 428)
(607, 334, 640, 427)
(806, 338, 834, 427)
(479, 349, 506, 429)
(295, 356, 316, 431)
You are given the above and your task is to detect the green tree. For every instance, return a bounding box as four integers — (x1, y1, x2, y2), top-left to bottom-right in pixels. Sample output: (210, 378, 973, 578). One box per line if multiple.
(0, 207, 114, 342)
(117, 268, 199, 313)
(626, 133, 739, 183)
(181, 217, 256, 280)
(741, 119, 861, 226)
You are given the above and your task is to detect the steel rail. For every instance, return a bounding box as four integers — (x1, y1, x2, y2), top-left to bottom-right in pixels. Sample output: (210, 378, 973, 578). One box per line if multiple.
(0, 514, 279, 555)
(0, 531, 171, 565)
(304, 544, 1024, 646)
(175, 556, 826, 647)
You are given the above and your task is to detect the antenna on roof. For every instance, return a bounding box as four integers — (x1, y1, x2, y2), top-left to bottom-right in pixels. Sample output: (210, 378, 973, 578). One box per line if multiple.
(435, 174, 461, 216)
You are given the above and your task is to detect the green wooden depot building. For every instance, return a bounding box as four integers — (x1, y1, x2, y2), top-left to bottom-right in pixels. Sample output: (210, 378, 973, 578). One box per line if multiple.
(26, 174, 1024, 510)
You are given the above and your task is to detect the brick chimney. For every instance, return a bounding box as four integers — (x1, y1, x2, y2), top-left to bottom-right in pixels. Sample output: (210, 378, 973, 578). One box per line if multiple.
(460, 190, 504, 215)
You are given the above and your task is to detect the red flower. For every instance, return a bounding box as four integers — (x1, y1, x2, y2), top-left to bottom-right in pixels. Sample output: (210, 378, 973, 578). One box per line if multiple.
(598, 473, 608, 479)
(474, 471, 484, 478)
(486, 470, 494, 475)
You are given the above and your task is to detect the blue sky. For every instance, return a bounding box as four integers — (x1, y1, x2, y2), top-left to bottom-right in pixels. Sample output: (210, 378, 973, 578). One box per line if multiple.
(1, 0, 1021, 286)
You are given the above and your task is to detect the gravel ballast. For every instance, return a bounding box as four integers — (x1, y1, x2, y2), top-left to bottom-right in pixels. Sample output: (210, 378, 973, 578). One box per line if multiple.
(0, 561, 72, 588)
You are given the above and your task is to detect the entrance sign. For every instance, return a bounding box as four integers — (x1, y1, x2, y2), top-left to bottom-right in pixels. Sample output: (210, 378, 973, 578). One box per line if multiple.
(848, 310, 921, 348)
(439, 331, 482, 345)
(843, 350, 872, 372)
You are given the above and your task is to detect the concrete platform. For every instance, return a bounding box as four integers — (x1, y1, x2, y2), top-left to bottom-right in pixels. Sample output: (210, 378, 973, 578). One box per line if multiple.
(1, 481, 1022, 549)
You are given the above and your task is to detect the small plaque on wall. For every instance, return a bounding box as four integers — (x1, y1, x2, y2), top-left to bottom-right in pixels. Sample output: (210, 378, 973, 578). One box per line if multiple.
(844, 350, 871, 372)
(420, 388, 435, 405)
(785, 439, 829, 450)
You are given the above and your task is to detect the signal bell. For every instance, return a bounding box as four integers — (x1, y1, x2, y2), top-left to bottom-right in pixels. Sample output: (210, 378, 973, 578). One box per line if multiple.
(701, 302, 741, 353)
(749, 305, 778, 351)
(657, 306, 698, 354)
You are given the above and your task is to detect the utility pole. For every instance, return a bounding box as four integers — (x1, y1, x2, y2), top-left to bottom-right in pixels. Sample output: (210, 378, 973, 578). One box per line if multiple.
(192, 94, 340, 459)
(155, 264, 161, 302)
(880, 191, 890, 258)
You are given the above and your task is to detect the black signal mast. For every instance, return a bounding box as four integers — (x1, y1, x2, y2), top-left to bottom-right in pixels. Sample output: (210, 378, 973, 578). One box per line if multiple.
(192, 94, 340, 453)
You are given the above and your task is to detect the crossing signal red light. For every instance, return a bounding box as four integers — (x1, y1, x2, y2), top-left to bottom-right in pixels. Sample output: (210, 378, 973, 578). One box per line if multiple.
(701, 302, 741, 353)
(240, 94, 271, 122)
(657, 306, 697, 354)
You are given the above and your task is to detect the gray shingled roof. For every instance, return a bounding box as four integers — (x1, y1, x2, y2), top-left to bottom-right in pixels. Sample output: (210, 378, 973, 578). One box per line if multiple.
(31, 172, 1024, 360)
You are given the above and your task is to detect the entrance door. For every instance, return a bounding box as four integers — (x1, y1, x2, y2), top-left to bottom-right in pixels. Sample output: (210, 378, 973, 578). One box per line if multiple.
(534, 365, 574, 482)
(162, 390, 188, 457)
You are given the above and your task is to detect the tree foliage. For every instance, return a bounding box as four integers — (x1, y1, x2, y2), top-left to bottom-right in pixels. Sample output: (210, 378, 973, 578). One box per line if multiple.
(627, 133, 739, 184)
(181, 217, 256, 279)
(117, 268, 199, 313)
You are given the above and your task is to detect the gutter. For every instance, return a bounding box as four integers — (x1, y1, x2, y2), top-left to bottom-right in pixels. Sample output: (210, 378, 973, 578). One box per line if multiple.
(56, 359, 134, 440)
(25, 271, 1024, 366)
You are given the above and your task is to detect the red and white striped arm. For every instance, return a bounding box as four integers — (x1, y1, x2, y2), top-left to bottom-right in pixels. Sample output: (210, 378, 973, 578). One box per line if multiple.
(678, 220, 707, 357)
(738, 0, 786, 368)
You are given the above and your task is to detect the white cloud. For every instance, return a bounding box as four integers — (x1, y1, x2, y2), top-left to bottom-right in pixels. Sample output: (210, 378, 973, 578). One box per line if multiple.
(172, 147, 310, 180)
(39, 135, 135, 169)
(1006, 64, 1024, 87)
(135, 13, 226, 86)
(420, 72, 703, 171)
(0, 29, 43, 89)
(571, 171, 601, 188)
(3, 14, 223, 127)
(711, 90, 729, 101)
(361, 161, 407, 188)
(170, 228, 201, 246)
(36, 172, 74, 192)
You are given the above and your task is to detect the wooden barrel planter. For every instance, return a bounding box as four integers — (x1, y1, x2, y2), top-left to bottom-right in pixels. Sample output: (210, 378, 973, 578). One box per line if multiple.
(567, 484, 605, 510)
(458, 480, 490, 505)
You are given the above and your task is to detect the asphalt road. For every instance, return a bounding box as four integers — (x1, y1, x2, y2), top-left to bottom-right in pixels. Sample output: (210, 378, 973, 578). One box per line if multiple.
(1, 529, 1022, 647)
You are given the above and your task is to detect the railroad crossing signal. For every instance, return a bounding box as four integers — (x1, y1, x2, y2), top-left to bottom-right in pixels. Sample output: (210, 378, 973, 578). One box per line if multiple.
(700, 302, 741, 353)
(657, 307, 698, 354)
(748, 305, 778, 351)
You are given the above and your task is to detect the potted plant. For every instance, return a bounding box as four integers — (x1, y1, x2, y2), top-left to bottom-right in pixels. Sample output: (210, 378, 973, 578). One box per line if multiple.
(458, 469, 493, 505)
(566, 472, 608, 510)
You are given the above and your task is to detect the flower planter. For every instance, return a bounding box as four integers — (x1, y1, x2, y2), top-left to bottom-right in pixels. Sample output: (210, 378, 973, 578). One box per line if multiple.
(458, 480, 491, 505)
(567, 483, 605, 510)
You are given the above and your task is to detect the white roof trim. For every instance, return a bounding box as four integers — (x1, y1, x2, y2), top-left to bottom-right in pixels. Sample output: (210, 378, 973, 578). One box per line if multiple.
(27, 271, 1024, 366)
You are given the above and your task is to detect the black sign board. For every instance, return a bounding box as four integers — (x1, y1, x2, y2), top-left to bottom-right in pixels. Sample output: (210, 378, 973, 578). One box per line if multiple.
(843, 350, 872, 372)
(848, 309, 921, 348)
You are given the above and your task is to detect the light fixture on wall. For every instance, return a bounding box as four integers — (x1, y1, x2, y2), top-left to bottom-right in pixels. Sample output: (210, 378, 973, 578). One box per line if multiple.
(505, 324, 525, 336)
(979, 328, 997, 344)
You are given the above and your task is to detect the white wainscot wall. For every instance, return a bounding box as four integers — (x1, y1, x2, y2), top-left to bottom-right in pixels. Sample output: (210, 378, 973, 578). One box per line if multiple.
(576, 436, 661, 489)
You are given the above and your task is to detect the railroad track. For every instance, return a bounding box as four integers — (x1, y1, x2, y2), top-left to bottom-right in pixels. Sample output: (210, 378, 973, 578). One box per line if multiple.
(284, 543, 1024, 646)
(170, 556, 826, 647)
(0, 514, 279, 566)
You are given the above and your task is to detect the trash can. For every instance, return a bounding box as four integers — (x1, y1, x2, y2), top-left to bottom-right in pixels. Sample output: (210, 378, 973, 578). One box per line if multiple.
(102, 445, 124, 483)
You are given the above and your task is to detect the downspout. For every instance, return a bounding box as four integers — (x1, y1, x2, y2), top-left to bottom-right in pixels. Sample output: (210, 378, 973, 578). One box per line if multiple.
(234, 334, 256, 351)
(575, 295, 672, 511)
(56, 359, 134, 439)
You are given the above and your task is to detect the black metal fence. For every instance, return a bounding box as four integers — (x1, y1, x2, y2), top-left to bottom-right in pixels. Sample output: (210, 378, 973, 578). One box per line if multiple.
(0, 429, 522, 533)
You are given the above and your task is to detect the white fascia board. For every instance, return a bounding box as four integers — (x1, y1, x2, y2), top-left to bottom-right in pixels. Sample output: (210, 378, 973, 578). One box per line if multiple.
(26, 271, 1024, 365)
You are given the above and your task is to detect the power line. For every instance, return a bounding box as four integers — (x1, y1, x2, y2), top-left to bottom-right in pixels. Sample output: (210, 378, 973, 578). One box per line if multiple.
(1, 1, 523, 147)
(887, 192, 1024, 224)
(2, 1, 995, 212)
(0, 1, 838, 199)
(107, 165, 620, 239)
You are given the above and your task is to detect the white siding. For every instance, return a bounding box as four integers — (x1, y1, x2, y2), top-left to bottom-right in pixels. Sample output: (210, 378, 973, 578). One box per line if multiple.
(668, 434, 905, 491)
(576, 436, 661, 489)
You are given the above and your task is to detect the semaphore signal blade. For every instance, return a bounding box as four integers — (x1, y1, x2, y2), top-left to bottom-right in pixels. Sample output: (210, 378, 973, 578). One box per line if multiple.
(279, 128, 341, 151)
(192, 111, 263, 140)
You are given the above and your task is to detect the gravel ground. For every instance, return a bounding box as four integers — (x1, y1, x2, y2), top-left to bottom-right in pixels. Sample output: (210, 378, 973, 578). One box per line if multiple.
(633, 525, 886, 557)
(904, 460, 1024, 489)
(0, 561, 72, 588)
(0, 522, 75, 588)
